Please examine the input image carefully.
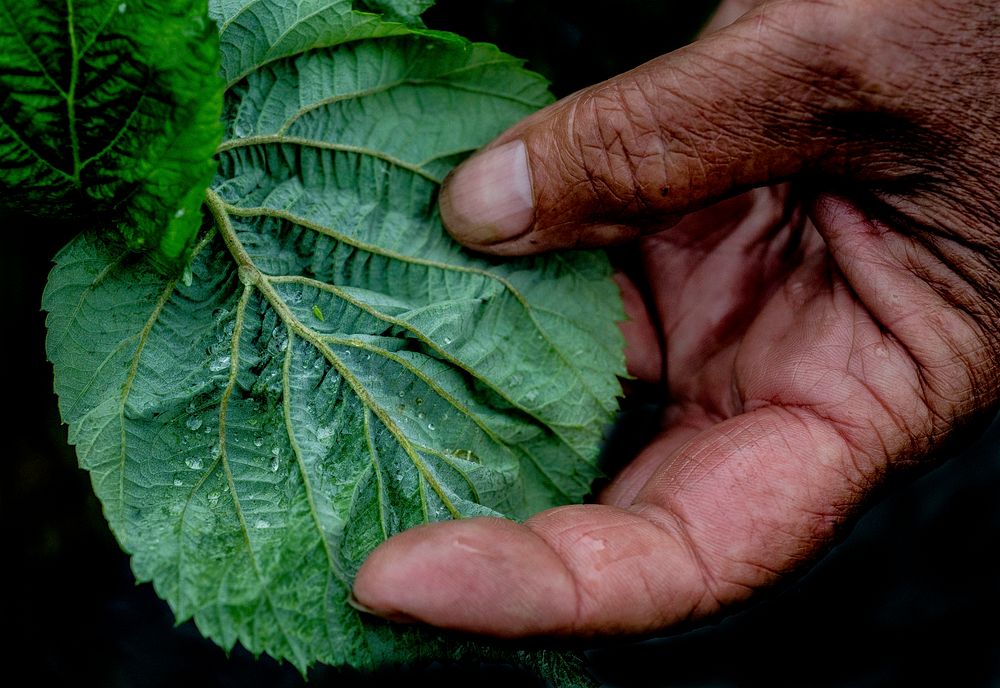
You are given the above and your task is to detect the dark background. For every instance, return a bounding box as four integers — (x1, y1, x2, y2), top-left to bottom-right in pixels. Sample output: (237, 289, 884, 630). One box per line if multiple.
(6, 1, 1000, 686)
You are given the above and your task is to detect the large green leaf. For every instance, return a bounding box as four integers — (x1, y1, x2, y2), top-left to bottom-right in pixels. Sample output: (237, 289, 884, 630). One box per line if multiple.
(0, 0, 224, 265)
(45, 0, 623, 681)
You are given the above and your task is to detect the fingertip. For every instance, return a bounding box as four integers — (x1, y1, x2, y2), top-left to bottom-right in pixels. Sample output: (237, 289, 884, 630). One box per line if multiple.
(352, 517, 577, 637)
(439, 140, 536, 249)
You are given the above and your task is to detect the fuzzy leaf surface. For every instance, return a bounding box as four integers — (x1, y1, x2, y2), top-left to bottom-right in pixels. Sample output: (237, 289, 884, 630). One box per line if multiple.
(0, 0, 224, 264)
(45, 0, 623, 682)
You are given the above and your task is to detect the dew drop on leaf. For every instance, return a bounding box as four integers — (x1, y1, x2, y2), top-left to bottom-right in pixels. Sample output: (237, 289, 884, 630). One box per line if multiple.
(174, 479, 183, 487)
(253, 436, 264, 447)
(185, 456, 204, 470)
(269, 456, 280, 472)
(186, 416, 203, 431)
(209, 355, 231, 372)
(254, 519, 270, 529)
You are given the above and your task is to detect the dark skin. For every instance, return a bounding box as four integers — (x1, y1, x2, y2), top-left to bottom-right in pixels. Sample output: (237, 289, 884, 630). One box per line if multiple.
(352, 0, 1000, 636)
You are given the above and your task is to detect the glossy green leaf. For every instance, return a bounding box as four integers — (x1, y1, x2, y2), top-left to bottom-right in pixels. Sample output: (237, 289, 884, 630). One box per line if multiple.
(45, 0, 623, 682)
(0, 0, 224, 265)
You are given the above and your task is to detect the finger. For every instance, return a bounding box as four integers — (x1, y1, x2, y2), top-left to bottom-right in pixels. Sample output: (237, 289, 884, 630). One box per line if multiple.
(439, 1, 865, 255)
(616, 272, 662, 384)
(352, 404, 877, 636)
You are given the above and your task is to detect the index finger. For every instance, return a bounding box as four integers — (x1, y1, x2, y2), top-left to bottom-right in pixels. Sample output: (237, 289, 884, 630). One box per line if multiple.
(351, 404, 871, 636)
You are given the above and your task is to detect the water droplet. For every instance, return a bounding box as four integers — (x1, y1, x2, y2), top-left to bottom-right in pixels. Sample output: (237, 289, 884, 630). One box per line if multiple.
(270, 456, 280, 472)
(234, 121, 252, 138)
(207, 492, 220, 507)
(185, 456, 204, 470)
(271, 447, 280, 456)
(313, 358, 323, 369)
(181, 264, 193, 287)
(253, 436, 264, 448)
(417, 412, 425, 420)
(305, 404, 314, 415)
(398, 391, 405, 398)
(209, 355, 231, 372)
(186, 402, 196, 414)
(395, 473, 402, 481)
(415, 397, 423, 406)
(525, 390, 538, 402)
(210, 444, 221, 459)
(185, 416, 203, 431)
(317, 426, 334, 440)
(427, 423, 435, 431)
(173, 479, 183, 487)
(117, 2, 126, 13)
(443, 337, 453, 345)
(174, 207, 186, 219)
(254, 519, 271, 529)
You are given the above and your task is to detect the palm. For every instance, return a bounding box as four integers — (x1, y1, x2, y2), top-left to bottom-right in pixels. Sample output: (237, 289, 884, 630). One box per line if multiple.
(599, 185, 954, 603)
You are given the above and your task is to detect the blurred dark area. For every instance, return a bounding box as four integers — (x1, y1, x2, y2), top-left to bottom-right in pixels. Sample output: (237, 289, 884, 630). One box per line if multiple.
(5, 1, 1000, 686)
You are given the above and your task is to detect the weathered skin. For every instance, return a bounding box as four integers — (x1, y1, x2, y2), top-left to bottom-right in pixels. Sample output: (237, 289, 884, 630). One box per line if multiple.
(353, 0, 1000, 637)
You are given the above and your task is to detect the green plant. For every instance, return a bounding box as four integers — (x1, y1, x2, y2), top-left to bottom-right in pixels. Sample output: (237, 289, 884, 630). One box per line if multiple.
(4, 0, 624, 683)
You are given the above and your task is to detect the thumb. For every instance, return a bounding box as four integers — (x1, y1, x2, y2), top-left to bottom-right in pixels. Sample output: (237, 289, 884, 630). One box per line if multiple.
(439, 2, 861, 255)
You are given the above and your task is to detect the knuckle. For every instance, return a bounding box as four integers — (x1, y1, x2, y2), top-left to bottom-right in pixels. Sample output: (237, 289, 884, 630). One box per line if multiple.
(564, 78, 672, 218)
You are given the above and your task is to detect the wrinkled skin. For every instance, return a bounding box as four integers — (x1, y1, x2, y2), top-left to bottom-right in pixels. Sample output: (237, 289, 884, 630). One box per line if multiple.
(353, 0, 1000, 636)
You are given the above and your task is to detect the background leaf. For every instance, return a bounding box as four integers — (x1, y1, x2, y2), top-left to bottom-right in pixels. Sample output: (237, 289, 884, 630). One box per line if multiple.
(356, 0, 434, 25)
(44, 0, 623, 682)
(0, 0, 224, 265)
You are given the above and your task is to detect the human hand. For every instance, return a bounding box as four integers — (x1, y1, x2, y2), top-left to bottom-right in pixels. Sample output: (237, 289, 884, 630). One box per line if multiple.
(352, 0, 1000, 636)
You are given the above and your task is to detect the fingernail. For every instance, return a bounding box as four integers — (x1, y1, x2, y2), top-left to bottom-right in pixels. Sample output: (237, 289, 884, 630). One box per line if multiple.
(439, 140, 534, 245)
(347, 592, 417, 624)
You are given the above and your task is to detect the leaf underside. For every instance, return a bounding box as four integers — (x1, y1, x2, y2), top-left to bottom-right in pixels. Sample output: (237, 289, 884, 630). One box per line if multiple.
(0, 0, 224, 265)
(44, 0, 623, 683)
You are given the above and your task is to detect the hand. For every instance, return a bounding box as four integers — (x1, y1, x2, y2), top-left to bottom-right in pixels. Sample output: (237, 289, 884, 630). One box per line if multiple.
(353, 0, 1000, 636)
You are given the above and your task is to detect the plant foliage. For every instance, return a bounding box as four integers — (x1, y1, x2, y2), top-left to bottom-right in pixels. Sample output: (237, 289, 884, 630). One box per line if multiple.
(0, 0, 224, 265)
(36, 0, 625, 682)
